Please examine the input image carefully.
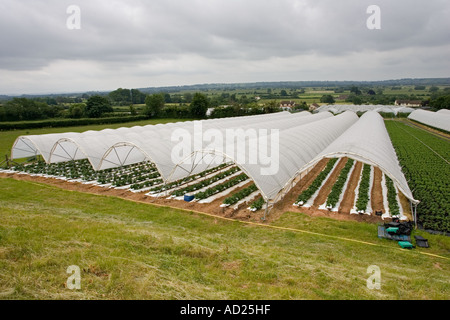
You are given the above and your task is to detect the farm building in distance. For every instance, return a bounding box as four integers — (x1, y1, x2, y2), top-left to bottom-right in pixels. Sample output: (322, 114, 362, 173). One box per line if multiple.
(394, 100, 422, 107)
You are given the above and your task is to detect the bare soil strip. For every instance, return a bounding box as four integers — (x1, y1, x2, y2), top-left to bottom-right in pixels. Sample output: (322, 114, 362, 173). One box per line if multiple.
(371, 167, 384, 214)
(339, 161, 363, 214)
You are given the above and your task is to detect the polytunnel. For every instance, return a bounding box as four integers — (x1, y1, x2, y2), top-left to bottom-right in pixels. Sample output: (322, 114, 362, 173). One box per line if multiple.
(436, 109, 450, 115)
(11, 111, 292, 168)
(170, 111, 358, 206)
(408, 109, 450, 132)
(297, 111, 419, 205)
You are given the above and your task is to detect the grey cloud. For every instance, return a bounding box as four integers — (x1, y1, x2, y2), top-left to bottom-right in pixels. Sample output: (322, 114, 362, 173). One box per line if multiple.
(0, 0, 449, 93)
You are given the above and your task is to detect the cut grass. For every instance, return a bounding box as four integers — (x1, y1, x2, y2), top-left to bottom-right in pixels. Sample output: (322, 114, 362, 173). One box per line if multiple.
(0, 178, 448, 300)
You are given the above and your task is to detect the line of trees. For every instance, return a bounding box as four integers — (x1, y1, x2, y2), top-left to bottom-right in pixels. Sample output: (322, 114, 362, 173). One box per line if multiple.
(0, 91, 285, 123)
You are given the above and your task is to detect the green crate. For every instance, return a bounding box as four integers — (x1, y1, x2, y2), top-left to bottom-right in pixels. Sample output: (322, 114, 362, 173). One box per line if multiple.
(386, 227, 399, 234)
(398, 241, 413, 249)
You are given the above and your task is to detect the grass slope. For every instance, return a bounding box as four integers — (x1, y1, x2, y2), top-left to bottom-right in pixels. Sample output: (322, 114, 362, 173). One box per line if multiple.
(0, 178, 448, 300)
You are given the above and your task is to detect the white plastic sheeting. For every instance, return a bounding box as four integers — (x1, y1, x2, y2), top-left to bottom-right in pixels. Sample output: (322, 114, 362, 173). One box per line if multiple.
(303, 111, 419, 204)
(11, 111, 326, 176)
(436, 109, 450, 115)
(408, 109, 450, 132)
(11, 111, 292, 165)
(173, 111, 358, 201)
(11, 110, 417, 205)
(317, 104, 416, 115)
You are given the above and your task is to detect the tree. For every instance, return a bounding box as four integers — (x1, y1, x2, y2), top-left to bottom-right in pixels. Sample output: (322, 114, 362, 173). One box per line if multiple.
(183, 92, 193, 103)
(280, 89, 288, 96)
(163, 93, 172, 103)
(264, 100, 280, 113)
(350, 86, 362, 95)
(85, 95, 113, 118)
(144, 93, 165, 117)
(131, 89, 146, 104)
(109, 88, 131, 105)
(294, 101, 308, 111)
(129, 105, 137, 116)
(429, 86, 439, 93)
(429, 95, 450, 110)
(189, 93, 209, 118)
(320, 95, 335, 104)
(68, 103, 86, 118)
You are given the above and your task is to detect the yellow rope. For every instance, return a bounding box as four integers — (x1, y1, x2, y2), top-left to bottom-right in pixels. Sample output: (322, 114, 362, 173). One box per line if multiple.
(8, 177, 450, 261)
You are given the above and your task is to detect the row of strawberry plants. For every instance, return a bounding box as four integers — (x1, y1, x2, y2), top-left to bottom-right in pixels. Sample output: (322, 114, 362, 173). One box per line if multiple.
(223, 184, 258, 205)
(111, 171, 161, 187)
(172, 167, 241, 196)
(355, 164, 371, 212)
(250, 197, 265, 211)
(325, 159, 355, 208)
(194, 173, 248, 200)
(385, 121, 449, 232)
(13, 159, 158, 185)
(148, 163, 230, 193)
(295, 158, 338, 205)
(385, 175, 400, 217)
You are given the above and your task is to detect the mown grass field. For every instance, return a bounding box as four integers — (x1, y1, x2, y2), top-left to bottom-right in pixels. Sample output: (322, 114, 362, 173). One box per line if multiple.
(0, 118, 194, 159)
(0, 178, 448, 300)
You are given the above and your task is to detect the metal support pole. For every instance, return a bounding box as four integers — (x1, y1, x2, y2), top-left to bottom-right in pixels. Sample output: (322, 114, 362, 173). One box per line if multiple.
(414, 204, 418, 229)
(263, 201, 268, 221)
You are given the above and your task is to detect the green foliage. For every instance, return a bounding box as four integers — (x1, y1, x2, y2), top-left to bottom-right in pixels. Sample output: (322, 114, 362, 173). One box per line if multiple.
(194, 173, 248, 200)
(223, 184, 258, 205)
(12, 159, 160, 188)
(385, 175, 400, 216)
(264, 100, 280, 113)
(250, 197, 265, 211)
(108, 88, 146, 105)
(0, 115, 147, 131)
(429, 95, 450, 110)
(68, 103, 86, 119)
(350, 86, 362, 95)
(326, 159, 355, 208)
(189, 93, 209, 118)
(320, 95, 335, 104)
(355, 164, 371, 212)
(296, 158, 338, 204)
(1, 98, 62, 122)
(148, 163, 229, 193)
(144, 93, 165, 117)
(385, 121, 450, 232)
(172, 167, 241, 197)
(85, 95, 113, 118)
(160, 105, 191, 118)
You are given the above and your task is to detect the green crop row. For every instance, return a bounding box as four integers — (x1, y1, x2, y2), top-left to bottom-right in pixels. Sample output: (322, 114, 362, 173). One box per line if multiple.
(223, 184, 258, 205)
(326, 159, 355, 208)
(195, 173, 248, 200)
(355, 164, 371, 212)
(295, 158, 339, 205)
(250, 197, 265, 211)
(172, 166, 240, 197)
(385, 121, 450, 232)
(148, 163, 229, 193)
(385, 175, 400, 216)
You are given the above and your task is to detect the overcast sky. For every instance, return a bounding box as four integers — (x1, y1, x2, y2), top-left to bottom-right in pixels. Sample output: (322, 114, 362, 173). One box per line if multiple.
(0, 0, 449, 95)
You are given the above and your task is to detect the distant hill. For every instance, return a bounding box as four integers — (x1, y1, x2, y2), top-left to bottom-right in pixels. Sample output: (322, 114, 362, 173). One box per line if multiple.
(2, 78, 449, 99)
(137, 78, 450, 93)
